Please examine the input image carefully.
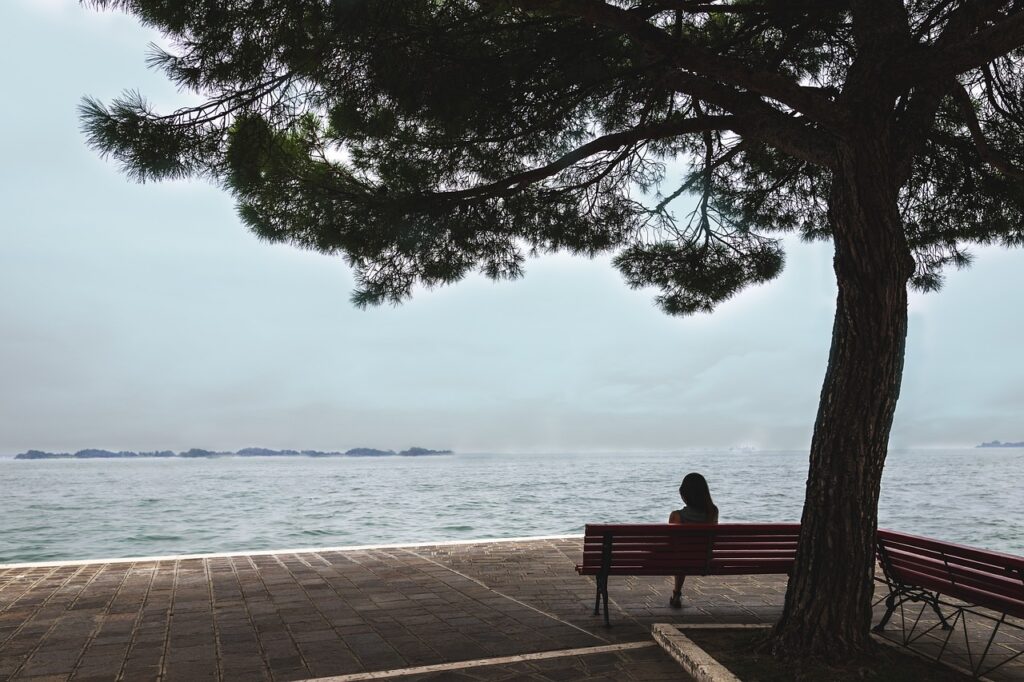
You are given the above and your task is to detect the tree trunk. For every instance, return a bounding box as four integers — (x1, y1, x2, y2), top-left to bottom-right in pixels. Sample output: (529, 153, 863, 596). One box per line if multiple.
(769, 136, 916, 661)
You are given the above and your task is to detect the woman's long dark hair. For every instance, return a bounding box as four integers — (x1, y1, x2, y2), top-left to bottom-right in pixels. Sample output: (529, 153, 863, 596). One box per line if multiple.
(679, 473, 718, 519)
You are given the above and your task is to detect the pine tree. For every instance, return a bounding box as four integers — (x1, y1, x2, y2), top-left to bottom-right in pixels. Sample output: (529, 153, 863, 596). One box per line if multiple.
(81, 0, 1024, 660)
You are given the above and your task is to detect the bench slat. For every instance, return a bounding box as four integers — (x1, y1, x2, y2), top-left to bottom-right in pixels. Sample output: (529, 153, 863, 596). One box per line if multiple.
(884, 548, 1024, 597)
(582, 542, 798, 547)
(581, 553, 710, 562)
(878, 529, 1024, 571)
(584, 523, 799, 533)
(881, 537, 1022, 578)
(877, 528, 1024, 620)
(581, 537, 798, 545)
(889, 566, 1024, 619)
(578, 563, 794, 576)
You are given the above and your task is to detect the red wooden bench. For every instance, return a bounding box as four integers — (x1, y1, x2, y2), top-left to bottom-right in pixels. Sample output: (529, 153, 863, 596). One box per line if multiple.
(575, 523, 800, 626)
(874, 528, 1024, 677)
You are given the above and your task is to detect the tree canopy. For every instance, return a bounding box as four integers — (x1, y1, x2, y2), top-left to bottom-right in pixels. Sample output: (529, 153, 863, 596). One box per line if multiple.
(82, 0, 1024, 316)
(81, 0, 1024, 660)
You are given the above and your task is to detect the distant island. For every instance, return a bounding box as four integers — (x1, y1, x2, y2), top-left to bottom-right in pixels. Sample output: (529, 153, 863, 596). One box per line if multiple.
(976, 440, 1024, 448)
(14, 447, 453, 460)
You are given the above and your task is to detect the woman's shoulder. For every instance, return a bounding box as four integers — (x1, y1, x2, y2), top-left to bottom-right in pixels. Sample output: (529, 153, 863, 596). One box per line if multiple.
(681, 506, 718, 523)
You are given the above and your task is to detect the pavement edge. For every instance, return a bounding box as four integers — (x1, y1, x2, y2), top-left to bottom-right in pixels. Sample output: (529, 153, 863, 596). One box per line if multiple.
(651, 623, 742, 682)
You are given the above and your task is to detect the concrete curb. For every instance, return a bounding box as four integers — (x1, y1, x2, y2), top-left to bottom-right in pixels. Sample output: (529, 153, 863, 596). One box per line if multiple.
(652, 624, 742, 682)
(653, 624, 992, 682)
(676, 624, 773, 630)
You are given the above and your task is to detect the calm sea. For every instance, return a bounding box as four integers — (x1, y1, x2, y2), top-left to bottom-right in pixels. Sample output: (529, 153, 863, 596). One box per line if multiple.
(0, 449, 1020, 564)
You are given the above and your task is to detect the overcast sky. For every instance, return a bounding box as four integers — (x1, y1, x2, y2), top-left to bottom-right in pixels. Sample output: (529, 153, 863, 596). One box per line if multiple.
(2, 1, 1022, 455)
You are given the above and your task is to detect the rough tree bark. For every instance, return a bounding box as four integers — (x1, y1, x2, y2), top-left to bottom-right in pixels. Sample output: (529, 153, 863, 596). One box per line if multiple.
(769, 133, 916, 660)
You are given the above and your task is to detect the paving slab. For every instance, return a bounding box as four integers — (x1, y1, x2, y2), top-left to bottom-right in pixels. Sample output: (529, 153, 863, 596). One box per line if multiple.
(0, 538, 1020, 681)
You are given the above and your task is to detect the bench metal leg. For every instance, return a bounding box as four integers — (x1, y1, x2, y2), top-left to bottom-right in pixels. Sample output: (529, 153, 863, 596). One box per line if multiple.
(928, 595, 952, 630)
(591, 573, 610, 626)
(873, 590, 898, 632)
(873, 585, 951, 633)
(601, 575, 610, 627)
(598, 534, 612, 627)
(594, 573, 610, 627)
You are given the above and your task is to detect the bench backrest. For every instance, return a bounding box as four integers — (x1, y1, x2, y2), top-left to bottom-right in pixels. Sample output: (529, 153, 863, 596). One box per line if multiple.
(578, 523, 800, 577)
(876, 528, 1024, 619)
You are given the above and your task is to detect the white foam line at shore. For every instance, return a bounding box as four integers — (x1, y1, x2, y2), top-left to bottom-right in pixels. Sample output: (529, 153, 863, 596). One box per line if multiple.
(0, 534, 583, 570)
(299, 641, 655, 681)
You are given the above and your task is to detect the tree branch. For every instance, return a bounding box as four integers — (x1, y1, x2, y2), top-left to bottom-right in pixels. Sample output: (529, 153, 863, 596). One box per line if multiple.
(940, 7, 1024, 74)
(634, 1, 774, 15)
(901, 5, 1024, 83)
(426, 114, 741, 202)
(653, 141, 748, 213)
(894, 81, 954, 182)
(487, 0, 845, 129)
(950, 82, 1024, 179)
(893, 1, 1010, 178)
(661, 71, 836, 167)
(849, 0, 912, 46)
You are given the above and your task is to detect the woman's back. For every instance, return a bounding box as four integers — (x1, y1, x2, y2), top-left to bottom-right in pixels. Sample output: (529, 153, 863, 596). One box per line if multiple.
(672, 505, 719, 524)
(668, 472, 719, 608)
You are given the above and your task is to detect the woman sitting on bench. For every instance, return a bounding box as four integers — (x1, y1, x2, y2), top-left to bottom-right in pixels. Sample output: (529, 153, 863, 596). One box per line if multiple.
(668, 472, 719, 608)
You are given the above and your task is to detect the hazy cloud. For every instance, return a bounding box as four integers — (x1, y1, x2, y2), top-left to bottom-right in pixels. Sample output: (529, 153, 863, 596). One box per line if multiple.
(2, 4, 1023, 455)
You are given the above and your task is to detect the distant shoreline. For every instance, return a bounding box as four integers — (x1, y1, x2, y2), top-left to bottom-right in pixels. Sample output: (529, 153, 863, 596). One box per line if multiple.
(976, 441, 1024, 448)
(13, 447, 453, 460)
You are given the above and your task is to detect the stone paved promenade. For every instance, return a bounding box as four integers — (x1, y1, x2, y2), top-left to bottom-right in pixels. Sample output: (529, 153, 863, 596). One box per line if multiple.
(0, 537, 1021, 681)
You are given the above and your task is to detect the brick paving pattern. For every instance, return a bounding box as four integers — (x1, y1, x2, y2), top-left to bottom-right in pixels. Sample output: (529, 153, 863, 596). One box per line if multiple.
(0, 538, 1020, 680)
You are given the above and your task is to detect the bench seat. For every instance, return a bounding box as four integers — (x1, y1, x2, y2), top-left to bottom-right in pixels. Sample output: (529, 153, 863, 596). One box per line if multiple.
(874, 528, 1024, 677)
(876, 529, 1024, 620)
(576, 523, 800, 625)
